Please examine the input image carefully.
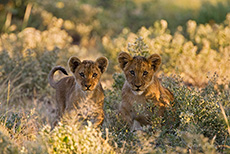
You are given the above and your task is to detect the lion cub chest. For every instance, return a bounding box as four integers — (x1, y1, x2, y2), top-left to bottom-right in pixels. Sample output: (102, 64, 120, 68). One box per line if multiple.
(122, 84, 159, 113)
(64, 83, 104, 125)
(66, 83, 103, 112)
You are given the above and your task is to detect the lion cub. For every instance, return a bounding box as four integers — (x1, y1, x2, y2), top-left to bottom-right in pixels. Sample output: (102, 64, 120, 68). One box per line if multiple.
(118, 52, 174, 131)
(48, 56, 108, 128)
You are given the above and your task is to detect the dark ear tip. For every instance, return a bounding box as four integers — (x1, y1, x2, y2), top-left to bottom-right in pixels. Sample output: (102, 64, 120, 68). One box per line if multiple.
(149, 53, 161, 58)
(69, 56, 81, 62)
(148, 54, 162, 62)
(118, 51, 129, 57)
(97, 56, 109, 63)
(68, 56, 77, 63)
(118, 52, 132, 61)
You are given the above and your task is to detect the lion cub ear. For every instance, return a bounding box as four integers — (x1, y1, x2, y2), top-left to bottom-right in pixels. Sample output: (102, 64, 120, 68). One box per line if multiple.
(118, 52, 132, 70)
(68, 56, 81, 73)
(147, 54, 161, 72)
(96, 57, 109, 73)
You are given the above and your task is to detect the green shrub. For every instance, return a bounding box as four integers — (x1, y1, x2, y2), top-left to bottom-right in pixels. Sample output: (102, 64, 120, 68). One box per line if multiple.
(39, 121, 115, 154)
(0, 113, 22, 131)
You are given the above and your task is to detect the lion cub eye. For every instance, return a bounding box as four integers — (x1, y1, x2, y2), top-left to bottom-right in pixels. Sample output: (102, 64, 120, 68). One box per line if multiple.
(79, 72, 85, 78)
(92, 73, 97, 78)
(143, 71, 148, 76)
(129, 70, 135, 76)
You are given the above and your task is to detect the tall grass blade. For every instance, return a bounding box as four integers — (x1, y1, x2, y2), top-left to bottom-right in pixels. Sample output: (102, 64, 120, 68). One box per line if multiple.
(7, 80, 10, 108)
(219, 103, 230, 136)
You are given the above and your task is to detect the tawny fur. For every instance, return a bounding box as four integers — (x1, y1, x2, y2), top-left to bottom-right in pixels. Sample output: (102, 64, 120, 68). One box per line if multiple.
(48, 56, 108, 128)
(118, 52, 174, 131)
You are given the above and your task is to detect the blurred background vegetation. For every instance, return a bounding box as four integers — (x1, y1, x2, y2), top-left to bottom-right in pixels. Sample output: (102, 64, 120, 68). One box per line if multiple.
(0, 0, 230, 153)
(0, 0, 230, 85)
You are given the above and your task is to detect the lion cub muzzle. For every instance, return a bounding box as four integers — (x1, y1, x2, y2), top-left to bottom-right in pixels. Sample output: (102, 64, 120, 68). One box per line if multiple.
(78, 73, 98, 91)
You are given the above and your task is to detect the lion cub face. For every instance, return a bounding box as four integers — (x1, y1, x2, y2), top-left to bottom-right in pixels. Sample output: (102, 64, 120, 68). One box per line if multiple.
(68, 56, 108, 91)
(118, 52, 161, 95)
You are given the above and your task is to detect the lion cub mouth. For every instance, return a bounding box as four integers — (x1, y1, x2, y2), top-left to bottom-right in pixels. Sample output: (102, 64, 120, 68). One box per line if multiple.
(83, 87, 93, 91)
(85, 87, 91, 91)
(132, 89, 144, 95)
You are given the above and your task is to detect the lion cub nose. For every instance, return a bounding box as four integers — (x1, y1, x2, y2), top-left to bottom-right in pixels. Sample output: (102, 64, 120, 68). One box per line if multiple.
(85, 84, 91, 89)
